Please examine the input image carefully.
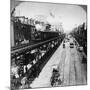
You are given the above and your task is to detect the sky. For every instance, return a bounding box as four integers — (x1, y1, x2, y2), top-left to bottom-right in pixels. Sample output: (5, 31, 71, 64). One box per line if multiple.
(15, 2, 87, 33)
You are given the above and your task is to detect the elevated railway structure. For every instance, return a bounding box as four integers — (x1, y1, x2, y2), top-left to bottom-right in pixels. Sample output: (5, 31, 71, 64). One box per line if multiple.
(11, 35, 65, 90)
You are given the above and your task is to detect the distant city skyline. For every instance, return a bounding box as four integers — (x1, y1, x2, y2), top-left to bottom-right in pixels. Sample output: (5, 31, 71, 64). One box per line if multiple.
(15, 2, 87, 32)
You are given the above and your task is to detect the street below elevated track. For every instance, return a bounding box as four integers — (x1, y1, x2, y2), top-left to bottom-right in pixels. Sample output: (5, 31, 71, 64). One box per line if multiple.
(30, 36, 87, 88)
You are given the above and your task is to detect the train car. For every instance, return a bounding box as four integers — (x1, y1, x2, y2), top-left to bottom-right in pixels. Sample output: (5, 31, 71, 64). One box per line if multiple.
(34, 31, 59, 41)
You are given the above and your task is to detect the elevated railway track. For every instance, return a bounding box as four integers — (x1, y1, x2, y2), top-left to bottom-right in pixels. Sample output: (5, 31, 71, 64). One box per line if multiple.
(11, 35, 65, 90)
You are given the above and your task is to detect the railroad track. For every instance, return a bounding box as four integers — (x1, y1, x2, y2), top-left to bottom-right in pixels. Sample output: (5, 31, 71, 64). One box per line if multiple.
(11, 37, 60, 54)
